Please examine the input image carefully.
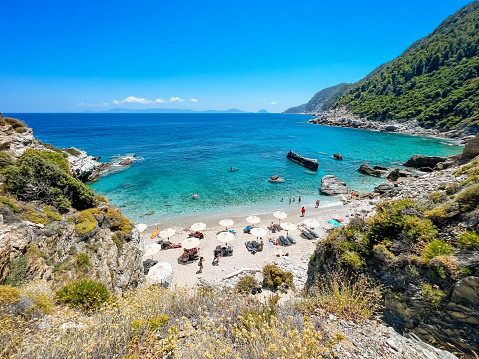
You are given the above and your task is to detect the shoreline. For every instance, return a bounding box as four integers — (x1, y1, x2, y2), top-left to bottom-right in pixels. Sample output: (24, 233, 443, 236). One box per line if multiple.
(140, 195, 378, 288)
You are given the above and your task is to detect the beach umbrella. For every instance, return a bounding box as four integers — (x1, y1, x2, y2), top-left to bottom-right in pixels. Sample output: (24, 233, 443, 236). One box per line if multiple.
(328, 219, 340, 227)
(219, 219, 234, 230)
(147, 262, 173, 285)
(136, 223, 147, 233)
(250, 227, 267, 238)
(182, 237, 200, 250)
(304, 219, 320, 228)
(281, 222, 296, 234)
(217, 231, 235, 243)
(143, 243, 162, 258)
(246, 216, 261, 225)
(191, 222, 206, 231)
(159, 228, 176, 239)
(273, 211, 287, 224)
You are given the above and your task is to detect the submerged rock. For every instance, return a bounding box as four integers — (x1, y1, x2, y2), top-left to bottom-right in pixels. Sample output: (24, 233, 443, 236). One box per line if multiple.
(269, 175, 285, 183)
(320, 175, 349, 195)
(286, 150, 318, 171)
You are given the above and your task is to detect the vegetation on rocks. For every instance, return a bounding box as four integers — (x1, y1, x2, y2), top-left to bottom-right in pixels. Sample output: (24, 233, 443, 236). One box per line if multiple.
(55, 279, 110, 313)
(334, 2, 479, 131)
(262, 264, 294, 291)
(234, 275, 258, 293)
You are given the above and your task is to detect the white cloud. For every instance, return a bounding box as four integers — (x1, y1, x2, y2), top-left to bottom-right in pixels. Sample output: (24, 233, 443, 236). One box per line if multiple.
(170, 97, 185, 102)
(113, 96, 153, 104)
(271, 101, 277, 105)
(155, 98, 167, 103)
(190, 99, 198, 102)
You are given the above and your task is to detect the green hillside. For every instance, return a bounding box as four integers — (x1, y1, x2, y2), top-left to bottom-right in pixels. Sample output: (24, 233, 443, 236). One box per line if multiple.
(335, 1, 479, 132)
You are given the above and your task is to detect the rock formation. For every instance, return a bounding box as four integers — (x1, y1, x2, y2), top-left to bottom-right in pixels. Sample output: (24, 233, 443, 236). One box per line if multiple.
(358, 163, 386, 177)
(461, 133, 479, 159)
(320, 175, 350, 195)
(332, 153, 343, 160)
(286, 150, 318, 171)
(403, 155, 448, 169)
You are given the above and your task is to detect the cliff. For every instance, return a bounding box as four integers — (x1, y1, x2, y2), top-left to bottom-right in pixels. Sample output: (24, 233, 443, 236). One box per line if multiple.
(306, 135, 479, 355)
(0, 113, 144, 295)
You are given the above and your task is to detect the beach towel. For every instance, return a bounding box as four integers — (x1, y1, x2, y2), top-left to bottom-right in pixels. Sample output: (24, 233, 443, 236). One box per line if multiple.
(267, 241, 274, 248)
(328, 219, 340, 226)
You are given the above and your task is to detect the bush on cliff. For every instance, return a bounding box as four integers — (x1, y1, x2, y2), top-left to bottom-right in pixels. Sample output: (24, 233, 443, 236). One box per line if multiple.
(74, 209, 99, 235)
(262, 264, 293, 291)
(3, 150, 95, 212)
(55, 279, 110, 313)
(0, 152, 13, 169)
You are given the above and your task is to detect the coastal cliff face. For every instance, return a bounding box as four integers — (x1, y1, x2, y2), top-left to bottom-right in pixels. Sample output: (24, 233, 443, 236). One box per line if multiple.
(0, 114, 144, 295)
(306, 137, 479, 354)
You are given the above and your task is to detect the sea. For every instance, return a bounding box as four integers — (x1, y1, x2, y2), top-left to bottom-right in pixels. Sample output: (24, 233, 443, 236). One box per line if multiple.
(8, 113, 463, 225)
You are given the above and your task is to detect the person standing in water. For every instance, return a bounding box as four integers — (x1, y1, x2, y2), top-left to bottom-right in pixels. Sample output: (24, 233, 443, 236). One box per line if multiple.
(301, 207, 305, 217)
(289, 198, 291, 204)
(315, 199, 320, 208)
(298, 196, 301, 203)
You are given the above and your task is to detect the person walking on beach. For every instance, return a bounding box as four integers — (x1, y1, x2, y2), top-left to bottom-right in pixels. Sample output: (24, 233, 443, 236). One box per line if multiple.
(301, 207, 305, 217)
(315, 199, 320, 208)
(213, 248, 221, 265)
(298, 196, 301, 203)
(198, 257, 205, 273)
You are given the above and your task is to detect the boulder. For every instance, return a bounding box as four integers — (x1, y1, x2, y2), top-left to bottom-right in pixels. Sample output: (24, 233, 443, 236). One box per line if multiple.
(381, 125, 399, 132)
(269, 175, 284, 183)
(451, 276, 479, 306)
(119, 158, 134, 166)
(404, 154, 447, 168)
(332, 153, 343, 160)
(374, 182, 395, 194)
(286, 150, 318, 171)
(373, 165, 388, 171)
(66, 149, 112, 182)
(461, 133, 479, 159)
(358, 163, 386, 177)
(320, 175, 350, 195)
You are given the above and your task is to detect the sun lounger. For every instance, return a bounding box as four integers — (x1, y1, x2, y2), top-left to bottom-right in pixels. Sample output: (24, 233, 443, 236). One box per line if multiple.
(273, 224, 283, 231)
(278, 235, 289, 246)
(309, 229, 319, 238)
(245, 241, 257, 254)
(301, 230, 314, 240)
(251, 240, 262, 252)
(286, 234, 296, 244)
(222, 245, 234, 256)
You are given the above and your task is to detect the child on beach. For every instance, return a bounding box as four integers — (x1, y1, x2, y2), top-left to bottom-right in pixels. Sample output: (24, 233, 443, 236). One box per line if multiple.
(301, 207, 305, 217)
(198, 257, 204, 273)
(315, 199, 320, 208)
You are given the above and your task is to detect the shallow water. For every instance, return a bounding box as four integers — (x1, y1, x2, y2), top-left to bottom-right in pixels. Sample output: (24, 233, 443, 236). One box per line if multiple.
(10, 113, 462, 224)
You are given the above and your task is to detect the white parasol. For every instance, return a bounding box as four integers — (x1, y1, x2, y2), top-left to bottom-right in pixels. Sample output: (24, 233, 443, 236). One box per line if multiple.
(219, 219, 234, 230)
(304, 219, 320, 228)
(217, 231, 235, 243)
(246, 216, 261, 225)
(146, 262, 173, 285)
(281, 222, 296, 234)
(273, 211, 287, 224)
(250, 227, 267, 238)
(159, 228, 176, 239)
(191, 222, 206, 231)
(136, 223, 147, 233)
(182, 237, 200, 250)
(143, 243, 162, 258)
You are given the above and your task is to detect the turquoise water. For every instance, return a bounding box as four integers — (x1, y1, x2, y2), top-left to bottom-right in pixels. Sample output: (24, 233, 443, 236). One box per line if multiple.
(10, 113, 462, 223)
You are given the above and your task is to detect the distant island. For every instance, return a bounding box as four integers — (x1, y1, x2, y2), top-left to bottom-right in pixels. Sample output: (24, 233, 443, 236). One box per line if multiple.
(83, 108, 273, 114)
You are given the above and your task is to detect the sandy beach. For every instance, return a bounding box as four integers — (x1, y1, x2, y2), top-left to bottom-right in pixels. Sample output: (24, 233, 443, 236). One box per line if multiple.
(141, 196, 378, 288)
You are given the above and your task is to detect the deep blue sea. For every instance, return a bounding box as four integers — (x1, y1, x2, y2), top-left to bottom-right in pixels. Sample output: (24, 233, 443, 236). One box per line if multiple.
(8, 113, 462, 224)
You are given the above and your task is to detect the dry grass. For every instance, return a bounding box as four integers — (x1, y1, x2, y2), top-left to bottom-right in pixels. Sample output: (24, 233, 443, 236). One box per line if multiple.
(7, 286, 331, 359)
(300, 271, 382, 321)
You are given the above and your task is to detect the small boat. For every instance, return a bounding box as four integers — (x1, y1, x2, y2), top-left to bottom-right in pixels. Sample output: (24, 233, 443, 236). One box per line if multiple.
(150, 228, 159, 239)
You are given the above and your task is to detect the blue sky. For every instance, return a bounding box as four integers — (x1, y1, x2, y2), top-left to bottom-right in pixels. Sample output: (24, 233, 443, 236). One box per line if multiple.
(0, 0, 473, 113)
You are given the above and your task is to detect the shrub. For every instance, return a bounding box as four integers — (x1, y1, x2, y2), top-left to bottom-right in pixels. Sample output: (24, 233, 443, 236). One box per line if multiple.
(43, 205, 61, 222)
(21, 281, 54, 314)
(457, 230, 479, 250)
(16, 204, 47, 225)
(106, 208, 133, 233)
(422, 240, 454, 260)
(76, 253, 91, 270)
(4, 255, 30, 287)
(41, 143, 63, 153)
(3, 151, 95, 211)
(64, 147, 82, 157)
(235, 275, 258, 294)
(402, 216, 438, 242)
(373, 244, 395, 263)
(339, 251, 365, 271)
(55, 279, 110, 313)
(24, 149, 69, 172)
(0, 285, 21, 305)
(429, 256, 458, 278)
(95, 194, 108, 204)
(454, 183, 479, 209)
(459, 267, 472, 276)
(424, 206, 448, 221)
(74, 209, 98, 235)
(0, 152, 13, 168)
(0, 116, 25, 130)
(262, 264, 293, 290)
(421, 284, 445, 308)
(53, 258, 73, 273)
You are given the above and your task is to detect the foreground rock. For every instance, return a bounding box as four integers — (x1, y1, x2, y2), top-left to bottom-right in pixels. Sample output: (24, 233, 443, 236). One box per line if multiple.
(321, 175, 350, 195)
(461, 133, 479, 159)
(286, 150, 318, 171)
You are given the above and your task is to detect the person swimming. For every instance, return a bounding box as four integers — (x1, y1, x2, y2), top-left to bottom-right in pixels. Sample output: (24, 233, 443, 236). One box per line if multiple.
(192, 193, 198, 198)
